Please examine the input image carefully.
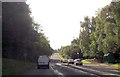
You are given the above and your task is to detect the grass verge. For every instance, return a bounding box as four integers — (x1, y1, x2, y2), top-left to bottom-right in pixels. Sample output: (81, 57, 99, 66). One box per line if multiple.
(2, 58, 36, 75)
(82, 59, 91, 64)
(111, 64, 120, 69)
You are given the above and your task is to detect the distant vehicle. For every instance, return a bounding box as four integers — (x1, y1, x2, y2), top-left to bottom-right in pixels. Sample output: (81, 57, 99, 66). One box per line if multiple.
(68, 59, 74, 64)
(62, 59, 68, 63)
(37, 55, 49, 69)
(74, 59, 83, 65)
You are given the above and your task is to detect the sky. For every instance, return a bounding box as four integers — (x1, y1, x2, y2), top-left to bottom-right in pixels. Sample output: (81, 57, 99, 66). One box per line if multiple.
(26, 0, 112, 50)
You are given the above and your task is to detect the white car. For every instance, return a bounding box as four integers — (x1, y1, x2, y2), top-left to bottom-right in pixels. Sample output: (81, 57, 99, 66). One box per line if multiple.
(68, 59, 74, 64)
(37, 55, 49, 69)
(74, 59, 83, 65)
(62, 59, 68, 63)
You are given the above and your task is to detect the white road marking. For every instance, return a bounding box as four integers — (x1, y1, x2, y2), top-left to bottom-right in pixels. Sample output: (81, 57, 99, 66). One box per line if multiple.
(110, 69, 120, 72)
(56, 63, 62, 66)
(56, 63, 119, 76)
(56, 63, 92, 75)
(50, 64, 64, 76)
(70, 64, 120, 76)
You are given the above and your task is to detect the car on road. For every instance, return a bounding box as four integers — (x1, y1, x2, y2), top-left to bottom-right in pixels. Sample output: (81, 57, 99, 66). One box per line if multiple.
(74, 59, 83, 65)
(37, 55, 49, 69)
(68, 59, 74, 64)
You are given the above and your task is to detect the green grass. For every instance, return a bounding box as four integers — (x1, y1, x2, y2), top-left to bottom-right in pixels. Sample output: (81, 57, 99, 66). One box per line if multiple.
(111, 64, 120, 69)
(2, 58, 36, 75)
(82, 59, 91, 64)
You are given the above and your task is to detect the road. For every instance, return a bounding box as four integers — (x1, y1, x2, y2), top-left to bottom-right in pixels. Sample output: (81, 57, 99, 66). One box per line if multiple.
(22, 53, 97, 77)
(22, 62, 97, 77)
(21, 53, 120, 77)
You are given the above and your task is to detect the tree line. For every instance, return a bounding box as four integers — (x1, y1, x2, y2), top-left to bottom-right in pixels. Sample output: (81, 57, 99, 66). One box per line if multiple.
(2, 2, 53, 62)
(58, 2, 120, 63)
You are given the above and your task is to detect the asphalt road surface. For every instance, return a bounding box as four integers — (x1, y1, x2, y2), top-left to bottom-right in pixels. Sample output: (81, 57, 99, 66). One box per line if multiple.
(22, 62, 97, 77)
(21, 53, 97, 77)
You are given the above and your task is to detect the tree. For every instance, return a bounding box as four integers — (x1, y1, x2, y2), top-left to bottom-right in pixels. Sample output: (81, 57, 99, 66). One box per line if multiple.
(2, 2, 53, 62)
(78, 2, 120, 61)
(79, 16, 91, 57)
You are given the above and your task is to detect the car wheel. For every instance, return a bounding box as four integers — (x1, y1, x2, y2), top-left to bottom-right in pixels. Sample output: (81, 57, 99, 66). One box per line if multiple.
(80, 63, 83, 65)
(37, 65, 40, 69)
(47, 65, 49, 69)
(48, 66, 49, 69)
(46, 64, 49, 69)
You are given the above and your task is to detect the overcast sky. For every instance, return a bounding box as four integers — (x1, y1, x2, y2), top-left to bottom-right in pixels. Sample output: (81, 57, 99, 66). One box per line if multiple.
(26, 0, 112, 50)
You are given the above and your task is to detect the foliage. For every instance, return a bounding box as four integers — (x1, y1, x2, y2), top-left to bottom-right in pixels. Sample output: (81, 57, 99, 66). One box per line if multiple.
(2, 2, 53, 62)
(58, 38, 82, 59)
(79, 16, 91, 56)
(58, 2, 120, 63)
(78, 2, 120, 62)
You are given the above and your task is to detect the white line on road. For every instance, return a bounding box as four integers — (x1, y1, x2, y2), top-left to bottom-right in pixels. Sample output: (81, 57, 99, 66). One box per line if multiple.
(50, 64, 64, 76)
(56, 63, 62, 66)
(70, 64, 120, 76)
(110, 69, 120, 72)
(56, 63, 93, 75)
